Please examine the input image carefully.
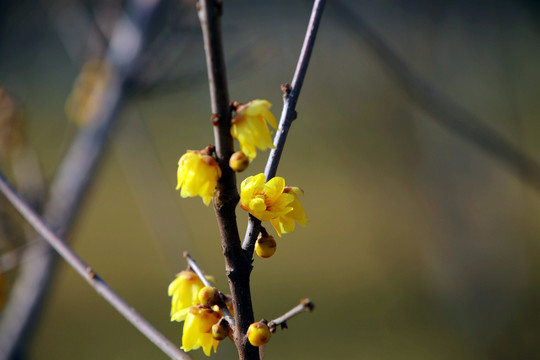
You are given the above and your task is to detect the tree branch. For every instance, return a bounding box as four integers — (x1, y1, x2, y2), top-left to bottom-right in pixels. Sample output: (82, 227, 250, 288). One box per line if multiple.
(196, 1, 258, 359)
(0, 172, 191, 360)
(268, 298, 315, 333)
(242, 0, 326, 254)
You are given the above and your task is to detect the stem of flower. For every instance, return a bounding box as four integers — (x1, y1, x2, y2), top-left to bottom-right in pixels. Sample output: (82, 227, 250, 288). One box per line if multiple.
(268, 298, 315, 333)
(196, 1, 259, 359)
(242, 0, 326, 254)
(183, 252, 235, 327)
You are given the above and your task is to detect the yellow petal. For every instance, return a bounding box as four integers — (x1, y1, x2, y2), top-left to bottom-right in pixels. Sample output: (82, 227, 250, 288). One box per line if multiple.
(264, 177, 285, 201)
(182, 311, 200, 352)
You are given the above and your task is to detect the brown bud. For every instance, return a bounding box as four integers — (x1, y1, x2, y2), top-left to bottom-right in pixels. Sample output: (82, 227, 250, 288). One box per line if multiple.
(198, 286, 220, 307)
(211, 319, 229, 341)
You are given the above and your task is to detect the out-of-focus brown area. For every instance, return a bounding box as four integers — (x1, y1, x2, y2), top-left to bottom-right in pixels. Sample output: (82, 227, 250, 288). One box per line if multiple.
(1, 0, 540, 359)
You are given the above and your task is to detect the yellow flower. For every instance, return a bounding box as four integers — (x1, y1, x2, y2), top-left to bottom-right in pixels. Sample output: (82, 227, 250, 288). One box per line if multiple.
(168, 270, 215, 322)
(240, 173, 294, 222)
(177, 148, 221, 206)
(270, 187, 307, 237)
(231, 100, 277, 161)
(182, 306, 221, 356)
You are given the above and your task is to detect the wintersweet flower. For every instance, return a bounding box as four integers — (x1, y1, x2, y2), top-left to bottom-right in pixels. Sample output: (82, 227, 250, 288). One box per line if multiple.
(231, 100, 277, 161)
(177, 147, 221, 206)
(182, 306, 221, 356)
(168, 270, 215, 322)
(240, 173, 294, 222)
(270, 186, 308, 237)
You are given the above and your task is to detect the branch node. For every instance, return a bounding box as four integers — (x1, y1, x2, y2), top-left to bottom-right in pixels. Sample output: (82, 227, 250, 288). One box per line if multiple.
(86, 267, 97, 279)
(230, 101, 239, 112)
(212, 113, 221, 126)
(301, 298, 315, 311)
(280, 83, 292, 98)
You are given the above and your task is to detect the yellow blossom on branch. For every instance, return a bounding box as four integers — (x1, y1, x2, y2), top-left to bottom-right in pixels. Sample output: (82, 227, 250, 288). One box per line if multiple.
(168, 270, 215, 322)
(270, 186, 308, 237)
(176, 147, 221, 206)
(240, 173, 307, 236)
(231, 100, 277, 161)
(182, 306, 222, 356)
(240, 173, 294, 222)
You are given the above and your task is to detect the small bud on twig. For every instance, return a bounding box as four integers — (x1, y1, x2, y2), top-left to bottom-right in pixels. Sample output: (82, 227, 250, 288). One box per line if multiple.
(247, 320, 271, 347)
(229, 151, 249, 172)
(255, 233, 277, 258)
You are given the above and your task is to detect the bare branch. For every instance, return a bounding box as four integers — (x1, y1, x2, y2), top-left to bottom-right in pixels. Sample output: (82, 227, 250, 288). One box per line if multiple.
(242, 0, 326, 253)
(0, 172, 191, 360)
(268, 298, 315, 333)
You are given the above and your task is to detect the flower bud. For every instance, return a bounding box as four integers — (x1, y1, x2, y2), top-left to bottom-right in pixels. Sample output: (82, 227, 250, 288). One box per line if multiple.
(198, 286, 220, 307)
(247, 322, 271, 347)
(229, 151, 250, 172)
(211, 320, 229, 341)
(255, 234, 277, 258)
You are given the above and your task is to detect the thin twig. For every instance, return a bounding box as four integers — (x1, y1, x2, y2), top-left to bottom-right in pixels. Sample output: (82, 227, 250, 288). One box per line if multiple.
(330, 0, 540, 193)
(183, 252, 212, 287)
(267, 298, 315, 333)
(196, 1, 258, 358)
(242, 0, 326, 253)
(0, 172, 191, 360)
(183, 252, 235, 327)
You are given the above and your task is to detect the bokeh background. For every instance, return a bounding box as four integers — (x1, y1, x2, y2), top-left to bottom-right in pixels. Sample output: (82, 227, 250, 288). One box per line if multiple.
(1, 0, 540, 359)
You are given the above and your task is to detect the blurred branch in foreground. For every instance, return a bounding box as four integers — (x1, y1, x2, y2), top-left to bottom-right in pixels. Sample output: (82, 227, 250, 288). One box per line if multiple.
(0, 171, 191, 360)
(330, 0, 540, 192)
(0, 0, 166, 358)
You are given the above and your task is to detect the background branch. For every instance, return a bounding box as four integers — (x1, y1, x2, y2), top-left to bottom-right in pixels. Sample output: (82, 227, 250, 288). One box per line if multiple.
(242, 0, 326, 254)
(0, 172, 191, 360)
(330, 0, 540, 193)
(0, 0, 162, 357)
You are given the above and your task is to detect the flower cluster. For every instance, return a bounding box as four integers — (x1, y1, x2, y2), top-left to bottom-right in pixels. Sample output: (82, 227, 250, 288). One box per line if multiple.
(240, 173, 307, 237)
(171, 98, 308, 355)
(168, 270, 231, 356)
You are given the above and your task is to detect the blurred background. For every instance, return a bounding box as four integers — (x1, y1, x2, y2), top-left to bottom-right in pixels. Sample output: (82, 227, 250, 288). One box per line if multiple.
(1, 0, 540, 359)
